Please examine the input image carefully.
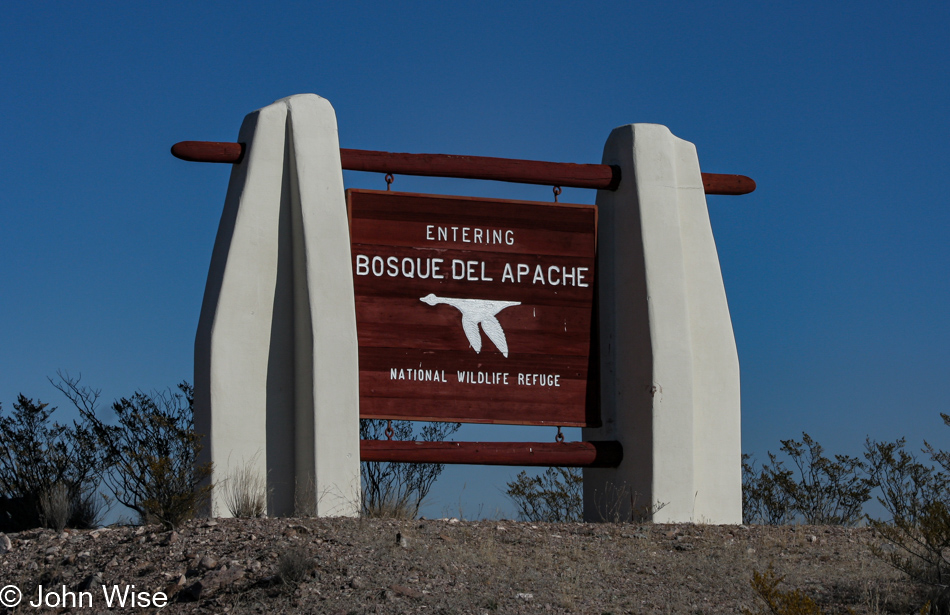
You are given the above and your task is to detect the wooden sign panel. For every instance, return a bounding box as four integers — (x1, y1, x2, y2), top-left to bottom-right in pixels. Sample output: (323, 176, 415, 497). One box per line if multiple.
(347, 190, 597, 426)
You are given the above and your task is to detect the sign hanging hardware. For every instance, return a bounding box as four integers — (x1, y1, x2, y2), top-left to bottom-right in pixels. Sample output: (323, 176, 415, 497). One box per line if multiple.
(385, 420, 394, 441)
(385, 173, 394, 191)
(555, 426, 565, 443)
(553, 186, 562, 203)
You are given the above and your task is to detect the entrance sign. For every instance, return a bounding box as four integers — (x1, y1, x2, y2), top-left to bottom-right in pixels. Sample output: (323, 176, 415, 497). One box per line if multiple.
(180, 93, 754, 524)
(348, 190, 597, 427)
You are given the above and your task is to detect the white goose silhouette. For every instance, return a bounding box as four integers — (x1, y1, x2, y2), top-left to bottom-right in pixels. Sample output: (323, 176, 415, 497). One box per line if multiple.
(420, 293, 521, 358)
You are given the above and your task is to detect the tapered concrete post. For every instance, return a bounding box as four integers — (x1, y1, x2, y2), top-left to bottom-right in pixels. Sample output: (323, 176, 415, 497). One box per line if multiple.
(195, 94, 361, 518)
(583, 124, 741, 524)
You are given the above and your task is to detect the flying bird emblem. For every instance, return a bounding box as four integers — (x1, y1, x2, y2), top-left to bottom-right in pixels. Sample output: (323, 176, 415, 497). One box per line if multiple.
(420, 293, 521, 358)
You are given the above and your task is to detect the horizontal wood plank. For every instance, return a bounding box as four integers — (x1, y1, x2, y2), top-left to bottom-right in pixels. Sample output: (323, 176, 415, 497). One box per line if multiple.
(172, 142, 756, 195)
(360, 439, 623, 467)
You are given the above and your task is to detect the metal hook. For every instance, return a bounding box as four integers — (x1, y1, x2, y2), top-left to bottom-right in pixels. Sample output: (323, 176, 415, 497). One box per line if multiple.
(555, 426, 564, 443)
(385, 173, 394, 191)
(553, 186, 561, 203)
(385, 420, 394, 441)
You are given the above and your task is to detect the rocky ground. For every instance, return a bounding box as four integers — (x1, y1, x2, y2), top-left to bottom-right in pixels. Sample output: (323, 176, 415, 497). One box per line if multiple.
(0, 517, 931, 614)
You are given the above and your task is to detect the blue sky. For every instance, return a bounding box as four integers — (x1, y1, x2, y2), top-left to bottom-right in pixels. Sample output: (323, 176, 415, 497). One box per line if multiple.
(2, 2, 948, 519)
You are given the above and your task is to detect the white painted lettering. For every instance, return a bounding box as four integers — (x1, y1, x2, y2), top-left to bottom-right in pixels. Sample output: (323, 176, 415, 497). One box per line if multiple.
(480, 262, 493, 281)
(426, 225, 434, 240)
(578, 267, 589, 287)
(356, 254, 369, 275)
(432, 258, 444, 279)
(371, 256, 384, 276)
(517, 263, 529, 283)
(401, 257, 415, 278)
(386, 256, 399, 277)
(562, 267, 575, 286)
(505, 230, 514, 245)
(417, 257, 431, 279)
(452, 259, 465, 280)
(548, 265, 560, 286)
(502, 263, 514, 283)
(533, 265, 545, 284)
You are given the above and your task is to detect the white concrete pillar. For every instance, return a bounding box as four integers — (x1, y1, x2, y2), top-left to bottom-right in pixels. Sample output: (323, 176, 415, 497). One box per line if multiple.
(195, 94, 360, 518)
(583, 124, 741, 524)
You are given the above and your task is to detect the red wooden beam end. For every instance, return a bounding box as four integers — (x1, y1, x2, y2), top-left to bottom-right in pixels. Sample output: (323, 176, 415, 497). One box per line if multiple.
(360, 440, 623, 468)
(171, 140, 755, 195)
(703, 173, 756, 195)
(171, 141, 244, 164)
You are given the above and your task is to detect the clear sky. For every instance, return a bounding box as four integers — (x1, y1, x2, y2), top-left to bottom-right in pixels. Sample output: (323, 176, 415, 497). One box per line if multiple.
(2, 2, 948, 520)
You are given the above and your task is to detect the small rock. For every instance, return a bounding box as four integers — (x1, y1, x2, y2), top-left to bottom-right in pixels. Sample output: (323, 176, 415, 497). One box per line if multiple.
(198, 555, 218, 570)
(674, 543, 695, 551)
(807, 534, 818, 543)
(746, 547, 756, 555)
(448, 518, 459, 524)
(165, 531, 180, 545)
(78, 572, 103, 591)
(0, 534, 12, 553)
(45, 545, 60, 555)
(396, 532, 408, 548)
(62, 553, 77, 565)
(390, 584, 423, 599)
(496, 525, 507, 532)
(248, 560, 261, 572)
(180, 565, 245, 601)
(204, 519, 218, 527)
(134, 526, 146, 535)
(349, 576, 365, 589)
(516, 592, 534, 600)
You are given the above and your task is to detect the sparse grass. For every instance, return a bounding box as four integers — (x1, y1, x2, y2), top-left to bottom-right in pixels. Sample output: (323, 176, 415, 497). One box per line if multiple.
(39, 483, 71, 532)
(362, 492, 416, 519)
(277, 544, 314, 587)
(223, 460, 267, 518)
(743, 564, 824, 614)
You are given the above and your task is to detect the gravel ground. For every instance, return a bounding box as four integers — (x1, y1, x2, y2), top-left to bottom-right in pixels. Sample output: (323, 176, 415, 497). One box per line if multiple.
(0, 517, 929, 614)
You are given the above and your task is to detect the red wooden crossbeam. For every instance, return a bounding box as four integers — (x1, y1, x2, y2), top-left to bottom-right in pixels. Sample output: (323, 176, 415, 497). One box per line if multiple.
(170, 141, 755, 195)
(360, 440, 623, 468)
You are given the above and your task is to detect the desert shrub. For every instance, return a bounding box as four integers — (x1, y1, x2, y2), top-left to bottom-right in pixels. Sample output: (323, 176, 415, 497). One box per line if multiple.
(359, 419, 460, 518)
(865, 418, 950, 589)
(743, 453, 796, 525)
(743, 433, 872, 525)
(0, 395, 101, 531)
(506, 466, 582, 522)
(56, 375, 212, 530)
(277, 545, 314, 586)
(224, 458, 267, 518)
(743, 564, 823, 615)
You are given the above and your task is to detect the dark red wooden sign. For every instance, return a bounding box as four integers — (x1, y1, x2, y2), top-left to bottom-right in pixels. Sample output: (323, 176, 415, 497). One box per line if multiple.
(348, 190, 597, 427)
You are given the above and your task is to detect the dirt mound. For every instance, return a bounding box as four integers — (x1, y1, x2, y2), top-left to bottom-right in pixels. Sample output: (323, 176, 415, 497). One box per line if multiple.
(0, 518, 925, 613)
